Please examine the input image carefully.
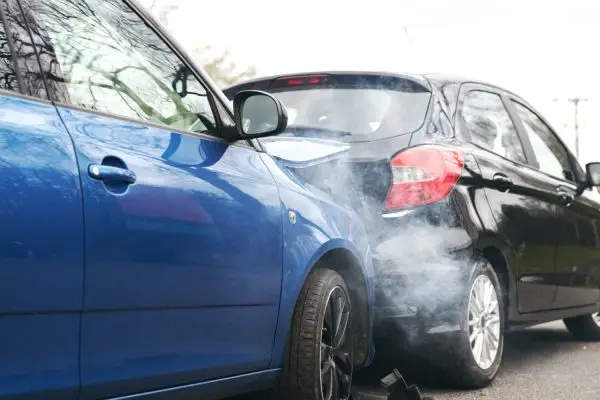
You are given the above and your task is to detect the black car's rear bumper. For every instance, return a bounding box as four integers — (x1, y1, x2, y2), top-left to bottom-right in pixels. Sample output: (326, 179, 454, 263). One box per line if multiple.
(369, 222, 477, 346)
(373, 262, 466, 335)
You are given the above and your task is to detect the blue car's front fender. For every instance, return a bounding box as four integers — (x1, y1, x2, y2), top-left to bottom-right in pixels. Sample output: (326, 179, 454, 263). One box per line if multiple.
(259, 154, 376, 370)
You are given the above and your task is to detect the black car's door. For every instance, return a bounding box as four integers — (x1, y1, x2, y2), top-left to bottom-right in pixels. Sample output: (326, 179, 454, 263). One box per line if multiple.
(456, 84, 564, 313)
(508, 99, 600, 309)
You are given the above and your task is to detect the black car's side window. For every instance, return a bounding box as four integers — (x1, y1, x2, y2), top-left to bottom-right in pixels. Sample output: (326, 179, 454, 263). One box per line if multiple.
(461, 90, 527, 164)
(0, 5, 19, 92)
(512, 101, 574, 182)
(27, 0, 218, 136)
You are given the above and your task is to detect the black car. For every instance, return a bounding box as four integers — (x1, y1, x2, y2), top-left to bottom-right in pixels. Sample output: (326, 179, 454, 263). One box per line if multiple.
(224, 72, 600, 389)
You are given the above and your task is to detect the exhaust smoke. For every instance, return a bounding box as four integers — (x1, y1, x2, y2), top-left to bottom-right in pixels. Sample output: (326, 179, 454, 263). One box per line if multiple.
(286, 139, 472, 348)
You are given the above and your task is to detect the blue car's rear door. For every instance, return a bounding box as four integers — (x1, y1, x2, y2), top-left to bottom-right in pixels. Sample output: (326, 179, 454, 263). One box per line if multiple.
(21, 0, 284, 398)
(0, 2, 83, 398)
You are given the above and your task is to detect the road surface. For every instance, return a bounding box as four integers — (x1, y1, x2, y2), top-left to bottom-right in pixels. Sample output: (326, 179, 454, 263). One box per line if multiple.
(230, 321, 600, 400)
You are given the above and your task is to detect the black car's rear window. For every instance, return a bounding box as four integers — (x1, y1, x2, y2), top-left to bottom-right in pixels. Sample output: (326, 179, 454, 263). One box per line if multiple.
(227, 74, 432, 143)
(275, 88, 430, 142)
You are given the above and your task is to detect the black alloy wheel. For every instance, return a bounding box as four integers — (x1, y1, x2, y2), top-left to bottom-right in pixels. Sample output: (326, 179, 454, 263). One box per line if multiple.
(279, 268, 354, 400)
(320, 285, 353, 400)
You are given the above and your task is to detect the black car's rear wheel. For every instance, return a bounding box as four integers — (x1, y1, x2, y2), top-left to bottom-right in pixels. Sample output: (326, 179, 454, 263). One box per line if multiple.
(564, 313, 600, 341)
(440, 262, 505, 389)
(279, 268, 354, 400)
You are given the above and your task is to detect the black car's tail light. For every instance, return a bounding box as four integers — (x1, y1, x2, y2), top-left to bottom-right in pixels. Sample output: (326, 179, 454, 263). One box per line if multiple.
(383, 145, 464, 212)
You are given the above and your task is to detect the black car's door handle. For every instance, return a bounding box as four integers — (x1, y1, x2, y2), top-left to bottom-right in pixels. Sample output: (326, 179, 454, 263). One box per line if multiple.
(88, 164, 136, 184)
(492, 173, 513, 191)
(556, 186, 575, 205)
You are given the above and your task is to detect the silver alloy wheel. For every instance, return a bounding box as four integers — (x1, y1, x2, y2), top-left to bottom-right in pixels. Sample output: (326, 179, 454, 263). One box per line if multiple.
(468, 275, 501, 370)
(320, 286, 352, 400)
(592, 312, 600, 327)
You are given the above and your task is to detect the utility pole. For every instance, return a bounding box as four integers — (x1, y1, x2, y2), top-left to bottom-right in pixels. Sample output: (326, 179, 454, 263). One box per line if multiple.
(554, 97, 588, 160)
(403, 26, 411, 46)
(568, 97, 588, 160)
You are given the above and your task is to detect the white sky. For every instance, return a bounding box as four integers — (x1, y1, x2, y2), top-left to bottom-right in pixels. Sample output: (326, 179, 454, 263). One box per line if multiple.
(140, 0, 600, 164)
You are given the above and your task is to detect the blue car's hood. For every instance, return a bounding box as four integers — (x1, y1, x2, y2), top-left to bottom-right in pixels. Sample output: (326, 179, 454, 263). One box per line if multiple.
(260, 137, 350, 168)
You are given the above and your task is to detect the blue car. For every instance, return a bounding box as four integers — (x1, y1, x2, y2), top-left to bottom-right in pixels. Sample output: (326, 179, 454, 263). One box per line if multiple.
(0, 0, 375, 399)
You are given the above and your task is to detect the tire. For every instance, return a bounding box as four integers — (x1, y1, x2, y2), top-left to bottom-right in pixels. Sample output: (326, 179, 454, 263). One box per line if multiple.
(279, 268, 354, 400)
(564, 313, 600, 341)
(440, 262, 505, 389)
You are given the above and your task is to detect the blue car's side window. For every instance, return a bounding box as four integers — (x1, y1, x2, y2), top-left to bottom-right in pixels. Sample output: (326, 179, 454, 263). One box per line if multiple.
(24, 0, 220, 138)
(0, 3, 20, 92)
(1, 0, 53, 98)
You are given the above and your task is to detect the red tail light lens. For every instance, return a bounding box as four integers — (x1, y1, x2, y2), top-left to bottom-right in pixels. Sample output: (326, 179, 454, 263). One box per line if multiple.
(383, 145, 464, 212)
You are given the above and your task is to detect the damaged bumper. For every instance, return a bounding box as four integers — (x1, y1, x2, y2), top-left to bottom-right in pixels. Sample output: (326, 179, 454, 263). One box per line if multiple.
(372, 261, 465, 337)
(370, 225, 476, 341)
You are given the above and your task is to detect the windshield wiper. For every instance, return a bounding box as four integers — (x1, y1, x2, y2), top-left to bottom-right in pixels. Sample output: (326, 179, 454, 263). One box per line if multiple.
(284, 125, 352, 139)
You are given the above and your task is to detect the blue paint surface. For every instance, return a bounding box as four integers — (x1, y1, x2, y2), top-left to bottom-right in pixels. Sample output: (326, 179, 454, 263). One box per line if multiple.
(0, 95, 374, 399)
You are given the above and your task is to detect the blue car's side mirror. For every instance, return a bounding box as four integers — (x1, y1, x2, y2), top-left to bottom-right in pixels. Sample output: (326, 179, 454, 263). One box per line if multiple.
(232, 90, 288, 139)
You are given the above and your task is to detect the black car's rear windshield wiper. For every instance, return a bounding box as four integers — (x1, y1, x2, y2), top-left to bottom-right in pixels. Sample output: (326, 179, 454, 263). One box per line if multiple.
(283, 125, 352, 139)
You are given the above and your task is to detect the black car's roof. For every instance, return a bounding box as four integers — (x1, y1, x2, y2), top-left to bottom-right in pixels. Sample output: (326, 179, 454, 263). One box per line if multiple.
(422, 72, 523, 99)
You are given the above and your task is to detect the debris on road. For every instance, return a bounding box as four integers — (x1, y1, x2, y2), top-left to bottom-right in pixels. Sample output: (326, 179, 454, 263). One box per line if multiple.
(351, 369, 434, 400)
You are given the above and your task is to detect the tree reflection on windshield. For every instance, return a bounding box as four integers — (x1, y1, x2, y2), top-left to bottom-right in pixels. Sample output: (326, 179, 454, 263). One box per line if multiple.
(23, 0, 217, 135)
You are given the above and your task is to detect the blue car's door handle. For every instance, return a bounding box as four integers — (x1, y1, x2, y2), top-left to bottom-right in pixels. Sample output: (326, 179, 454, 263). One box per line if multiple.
(88, 164, 136, 184)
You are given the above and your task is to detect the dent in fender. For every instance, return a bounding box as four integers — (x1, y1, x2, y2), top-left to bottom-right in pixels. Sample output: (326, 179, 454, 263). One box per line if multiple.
(259, 153, 375, 369)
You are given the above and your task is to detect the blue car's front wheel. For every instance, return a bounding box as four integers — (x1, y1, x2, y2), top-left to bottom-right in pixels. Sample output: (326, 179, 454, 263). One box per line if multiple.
(280, 268, 354, 400)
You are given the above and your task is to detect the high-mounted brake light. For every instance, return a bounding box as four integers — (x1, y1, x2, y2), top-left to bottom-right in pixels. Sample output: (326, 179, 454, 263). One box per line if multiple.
(270, 74, 334, 88)
(383, 145, 464, 212)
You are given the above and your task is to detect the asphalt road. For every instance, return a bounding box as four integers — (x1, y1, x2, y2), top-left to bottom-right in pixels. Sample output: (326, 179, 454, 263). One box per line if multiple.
(230, 321, 600, 400)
